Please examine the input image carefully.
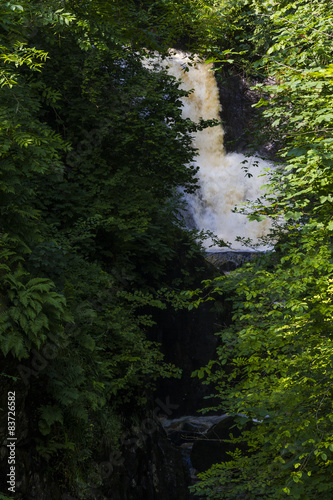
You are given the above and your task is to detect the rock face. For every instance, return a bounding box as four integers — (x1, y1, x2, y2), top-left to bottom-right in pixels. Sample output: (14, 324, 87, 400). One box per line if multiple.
(218, 71, 256, 153)
(98, 422, 191, 500)
(217, 69, 278, 158)
(152, 304, 222, 417)
(216, 67, 279, 160)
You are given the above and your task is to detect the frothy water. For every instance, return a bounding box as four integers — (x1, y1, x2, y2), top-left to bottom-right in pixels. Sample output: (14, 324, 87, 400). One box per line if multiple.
(151, 50, 272, 251)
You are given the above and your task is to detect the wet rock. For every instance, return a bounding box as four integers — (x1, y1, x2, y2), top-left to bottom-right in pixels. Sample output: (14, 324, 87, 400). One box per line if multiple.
(161, 415, 228, 445)
(190, 416, 253, 473)
(205, 251, 256, 272)
(217, 69, 280, 158)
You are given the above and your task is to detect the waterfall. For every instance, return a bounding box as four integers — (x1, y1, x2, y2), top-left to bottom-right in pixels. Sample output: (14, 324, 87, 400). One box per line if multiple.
(153, 50, 272, 251)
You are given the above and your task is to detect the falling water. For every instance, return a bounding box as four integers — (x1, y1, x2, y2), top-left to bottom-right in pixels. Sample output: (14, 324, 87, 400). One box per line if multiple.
(154, 50, 272, 251)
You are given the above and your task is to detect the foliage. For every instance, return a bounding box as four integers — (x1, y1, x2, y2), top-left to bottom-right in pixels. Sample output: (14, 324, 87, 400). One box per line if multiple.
(0, 0, 215, 496)
(0, 493, 14, 500)
(189, 1, 333, 498)
(190, 234, 333, 498)
(6, 0, 333, 497)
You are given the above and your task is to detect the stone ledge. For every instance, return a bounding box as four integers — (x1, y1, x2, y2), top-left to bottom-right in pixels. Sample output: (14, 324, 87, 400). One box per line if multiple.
(205, 251, 257, 271)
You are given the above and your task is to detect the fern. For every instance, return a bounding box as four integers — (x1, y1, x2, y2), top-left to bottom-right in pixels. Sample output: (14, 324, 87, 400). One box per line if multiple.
(36, 436, 75, 461)
(39, 405, 64, 436)
(0, 492, 15, 500)
(0, 328, 27, 358)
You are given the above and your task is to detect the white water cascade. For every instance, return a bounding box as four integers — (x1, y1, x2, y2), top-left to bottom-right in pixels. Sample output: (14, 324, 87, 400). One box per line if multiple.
(161, 51, 272, 252)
